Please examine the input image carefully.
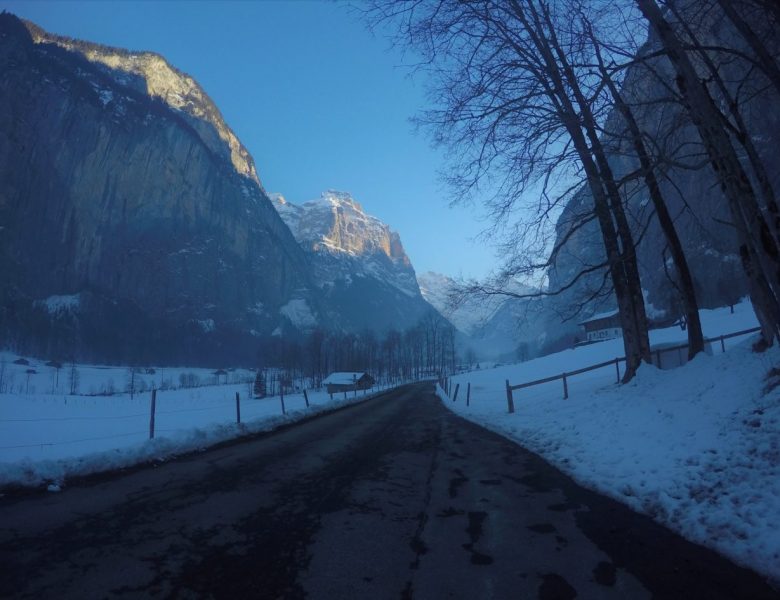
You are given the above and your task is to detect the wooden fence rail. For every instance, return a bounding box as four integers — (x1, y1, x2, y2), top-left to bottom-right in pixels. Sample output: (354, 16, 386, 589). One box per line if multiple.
(502, 326, 760, 413)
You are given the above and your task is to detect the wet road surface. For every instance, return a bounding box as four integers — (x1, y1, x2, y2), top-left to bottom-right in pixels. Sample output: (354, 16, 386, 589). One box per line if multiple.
(0, 382, 777, 599)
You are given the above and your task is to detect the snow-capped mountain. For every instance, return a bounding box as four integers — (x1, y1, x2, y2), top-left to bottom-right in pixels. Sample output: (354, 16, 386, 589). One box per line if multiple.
(417, 271, 559, 360)
(272, 191, 437, 332)
(417, 271, 503, 335)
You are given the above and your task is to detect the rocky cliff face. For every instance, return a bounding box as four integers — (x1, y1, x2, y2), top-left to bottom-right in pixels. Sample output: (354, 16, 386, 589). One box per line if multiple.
(0, 14, 321, 364)
(272, 191, 437, 332)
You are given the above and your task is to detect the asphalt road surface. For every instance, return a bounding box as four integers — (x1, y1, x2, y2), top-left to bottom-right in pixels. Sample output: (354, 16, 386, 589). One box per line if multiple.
(0, 382, 777, 599)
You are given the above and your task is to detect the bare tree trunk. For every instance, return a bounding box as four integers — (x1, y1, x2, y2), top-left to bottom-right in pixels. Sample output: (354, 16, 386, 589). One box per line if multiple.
(668, 1, 780, 252)
(637, 0, 780, 345)
(502, 0, 650, 382)
(715, 0, 780, 97)
(590, 28, 705, 358)
(528, 1, 651, 378)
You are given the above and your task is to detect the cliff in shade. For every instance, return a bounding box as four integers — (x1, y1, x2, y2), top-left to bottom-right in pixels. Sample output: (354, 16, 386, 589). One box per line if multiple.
(0, 14, 323, 364)
(469, 7, 780, 359)
(541, 7, 780, 354)
(271, 191, 438, 332)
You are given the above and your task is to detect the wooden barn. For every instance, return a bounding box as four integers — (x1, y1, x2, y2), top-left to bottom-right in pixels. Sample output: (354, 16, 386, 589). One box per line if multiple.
(579, 309, 623, 342)
(323, 372, 374, 394)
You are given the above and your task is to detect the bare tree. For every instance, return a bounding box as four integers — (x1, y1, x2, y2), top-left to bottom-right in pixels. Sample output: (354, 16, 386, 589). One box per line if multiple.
(68, 360, 80, 395)
(714, 0, 780, 96)
(370, 0, 653, 379)
(583, 16, 705, 359)
(637, 0, 780, 346)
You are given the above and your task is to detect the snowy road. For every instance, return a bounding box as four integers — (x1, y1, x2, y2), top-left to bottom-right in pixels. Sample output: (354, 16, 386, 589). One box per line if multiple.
(0, 383, 775, 599)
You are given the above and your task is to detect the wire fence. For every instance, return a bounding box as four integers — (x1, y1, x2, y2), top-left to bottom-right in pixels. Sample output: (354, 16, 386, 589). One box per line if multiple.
(0, 382, 399, 456)
(437, 326, 761, 413)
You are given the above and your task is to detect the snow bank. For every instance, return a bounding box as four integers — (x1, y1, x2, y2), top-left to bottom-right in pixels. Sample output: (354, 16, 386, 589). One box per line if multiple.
(443, 302, 780, 580)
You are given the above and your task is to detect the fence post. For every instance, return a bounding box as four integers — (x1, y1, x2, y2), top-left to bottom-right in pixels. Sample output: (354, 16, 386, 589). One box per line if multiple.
(453, 383, 460, 402)
(505, 379, 515, 414)
(656, 349, 662, 368)
(615, 358, 620, 383)
(343, 390, 347, 400)
(466, 382, 471, 407)
(562, 373, 568, 400)
(303, 389, 310, 408)
(280, 386, 286, 415)
(720, 335, 726, 353)
(235, 391, 241, 424)
(149, 388, 157, 440)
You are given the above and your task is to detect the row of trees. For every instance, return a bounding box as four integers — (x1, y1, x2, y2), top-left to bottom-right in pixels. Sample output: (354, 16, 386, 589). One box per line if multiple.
(369, 0, 780, 381)
(257, 314, 458, 391)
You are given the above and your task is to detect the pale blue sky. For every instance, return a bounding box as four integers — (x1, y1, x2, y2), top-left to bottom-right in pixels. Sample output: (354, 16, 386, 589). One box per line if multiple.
(3, 0, 498, 279)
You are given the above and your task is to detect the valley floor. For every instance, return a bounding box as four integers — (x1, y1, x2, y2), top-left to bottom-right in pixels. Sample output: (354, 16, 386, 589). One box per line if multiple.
(1, 383, 774, 599)
(0, 370, 392, 488)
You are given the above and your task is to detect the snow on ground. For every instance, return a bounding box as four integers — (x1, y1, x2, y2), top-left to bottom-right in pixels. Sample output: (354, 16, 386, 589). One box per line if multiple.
(0, 355, 255, 397)
(0, 357, 396, 489)
(442, 301, 780, 581)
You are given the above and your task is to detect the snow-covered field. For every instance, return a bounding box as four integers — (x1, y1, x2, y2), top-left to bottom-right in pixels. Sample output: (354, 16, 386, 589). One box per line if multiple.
(441, 301, 780, 581)
(0, 360, 394, 489)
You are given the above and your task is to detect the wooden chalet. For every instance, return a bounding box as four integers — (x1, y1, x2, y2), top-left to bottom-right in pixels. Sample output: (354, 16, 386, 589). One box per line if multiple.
(323, 372, 374, 394)
(578, 309, 623, 342)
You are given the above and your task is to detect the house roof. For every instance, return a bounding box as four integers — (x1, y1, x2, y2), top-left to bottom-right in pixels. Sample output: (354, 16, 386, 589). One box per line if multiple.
(578, 309, 620, 326)
(322, 372, 368, 385)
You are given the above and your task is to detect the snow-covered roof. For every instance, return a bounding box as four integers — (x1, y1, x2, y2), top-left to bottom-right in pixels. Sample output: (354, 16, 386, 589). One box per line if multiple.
(322, 372, 369, 385)
(578, 309, 620, 326)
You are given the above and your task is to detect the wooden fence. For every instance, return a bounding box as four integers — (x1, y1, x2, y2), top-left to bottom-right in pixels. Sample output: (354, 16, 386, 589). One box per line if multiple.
(500, 326, 760, 413)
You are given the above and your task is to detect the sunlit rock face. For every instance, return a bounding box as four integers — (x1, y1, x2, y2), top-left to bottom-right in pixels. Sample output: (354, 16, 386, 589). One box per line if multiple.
(271, 191, 437, 332)
(0, 14, 321, 364)
(24, 19, 260, 185)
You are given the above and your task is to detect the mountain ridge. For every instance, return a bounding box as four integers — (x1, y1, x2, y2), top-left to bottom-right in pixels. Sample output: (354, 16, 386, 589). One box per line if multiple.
(0, 13, 321, 364)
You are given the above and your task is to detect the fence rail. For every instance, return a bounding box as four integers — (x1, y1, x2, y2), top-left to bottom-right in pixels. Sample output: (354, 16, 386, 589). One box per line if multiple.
(500, 326, 761, 413)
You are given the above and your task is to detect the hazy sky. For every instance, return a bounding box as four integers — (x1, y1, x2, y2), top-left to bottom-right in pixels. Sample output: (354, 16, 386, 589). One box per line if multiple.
(3, 0, 501, 279)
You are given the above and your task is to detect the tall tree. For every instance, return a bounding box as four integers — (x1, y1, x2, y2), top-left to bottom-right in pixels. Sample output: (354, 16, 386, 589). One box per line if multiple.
(584, 16, 705, 358)
(371, 0, 652, 380)
(637, 0, 780, 346)
(715, 0, 780, 97)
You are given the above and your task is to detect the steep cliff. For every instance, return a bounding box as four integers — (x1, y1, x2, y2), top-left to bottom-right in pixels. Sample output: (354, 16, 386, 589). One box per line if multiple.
(0, 14, 321, 364)
(272, 191, 437, 332)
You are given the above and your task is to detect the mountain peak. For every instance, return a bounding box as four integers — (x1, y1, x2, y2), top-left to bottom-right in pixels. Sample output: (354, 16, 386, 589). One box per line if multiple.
(319, 190, 363, 212)
(271, 190, 408, 263)
(271, 190, 420, 301)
